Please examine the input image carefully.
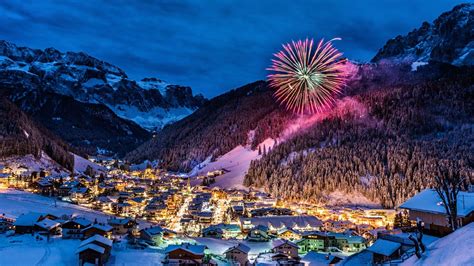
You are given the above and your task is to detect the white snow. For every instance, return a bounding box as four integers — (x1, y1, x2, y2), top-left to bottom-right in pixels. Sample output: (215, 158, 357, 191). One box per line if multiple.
(411, 61, 428, 71)
(0, 153, 67, 175)
(73, 154, 106, 174)
(327, 190, 381, 208)
(82, 78, 104, 88)
(109, 104, 195, 131)
(189, 138, 276, 190)
(402, 223, 474, 266)
(137, 79, 169, 95)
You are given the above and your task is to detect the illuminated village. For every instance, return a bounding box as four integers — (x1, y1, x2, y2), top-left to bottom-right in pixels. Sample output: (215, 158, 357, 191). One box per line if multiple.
(0, 156, 448, 266)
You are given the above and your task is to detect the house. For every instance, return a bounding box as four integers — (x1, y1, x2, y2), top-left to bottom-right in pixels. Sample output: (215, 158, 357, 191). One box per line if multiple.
(202, 223, 241, 239)
(70, 187, 91, 204)
(301, 251, 342, 266)
(14, 212, 44, 234)
(81, 224, 113, 239)
(297, 231, 327, 252)
(108, 217, 136, 235)
(272, 239, 300, 260)
(366, 239, 402, 264)
(329, 233, 367, 253)
(76, 235, 113, 266)
(140, 226, 164, 246)
(277, 227, 302, 241)
(0, 214, 14, 233)
(399, 189, 474, 235)
(62, 217, 92, 239)
(163, 243, 215, 265)
(34, 218, 61, 235)
(224, 243, 251, 266)
(247, 225, 272, 242)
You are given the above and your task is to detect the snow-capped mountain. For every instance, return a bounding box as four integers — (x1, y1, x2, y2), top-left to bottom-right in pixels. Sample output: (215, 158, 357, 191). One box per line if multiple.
(372, 3, 473, 65)
(0, 40, 206, 131)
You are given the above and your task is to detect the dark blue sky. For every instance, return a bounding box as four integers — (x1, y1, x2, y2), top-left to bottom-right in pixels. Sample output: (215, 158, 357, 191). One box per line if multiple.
(0, 1, 469, 96)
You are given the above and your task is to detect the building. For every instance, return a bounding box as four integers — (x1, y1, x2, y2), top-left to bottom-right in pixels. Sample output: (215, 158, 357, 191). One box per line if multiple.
(62, 218, 92, 239)
(34, 218, 61, 235)
(108, 217, 136, 235)
(81, 224, 113, 239)
(140, 226, 164, 246)
(399, 189, 474, 235)
(14, 212, 44, 234)
(202, 223, 241, 239)
(272, 239, 300, 260)
(76, 235, 113, 266)
(163, 243, 215, 265)
(247, 225, 272, 242)
(224, 243, 251, 266)
(301, 251, 342, 266)
(240, 215, 323, 233)
(366, 239, 402, 264)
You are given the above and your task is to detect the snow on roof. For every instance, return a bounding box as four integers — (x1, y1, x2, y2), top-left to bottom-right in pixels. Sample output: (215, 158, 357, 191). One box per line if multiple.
(302, 251, 336, 265)
(142, 226, 163, 236)
(367, 239, 401, 256)
(401, 222, 474, 265)
(76, 243, 105, 254)
(399, 189, 474, 217)
(71, 217, 92, 227)
(272, 239, 298, 249)
(224, 243, 251, 254)
(14, 212, 43, 226)
(80, 234, 113, 247)
(245, 215, 322, 229)
(35, 218, 60, 230)
(165, 243, 206, 256)
(82, 223, 112, 232)
(108, 217, 131, 225)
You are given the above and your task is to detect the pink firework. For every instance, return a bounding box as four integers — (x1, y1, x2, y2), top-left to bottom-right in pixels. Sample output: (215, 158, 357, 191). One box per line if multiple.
(267, 38, 347, 114)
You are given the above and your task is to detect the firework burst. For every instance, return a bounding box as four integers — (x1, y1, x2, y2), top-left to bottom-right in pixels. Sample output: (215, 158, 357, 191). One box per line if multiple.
(267, 38, 347, 114)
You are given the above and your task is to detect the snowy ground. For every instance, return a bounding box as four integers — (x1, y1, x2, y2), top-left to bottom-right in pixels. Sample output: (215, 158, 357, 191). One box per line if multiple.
(0, 153, 68, 175)
(189, 138, 276, 190)
(327, 190, 381, 208)
(402, 223, 474, 266)
(0, 189, 112, 224)
(0, 234, 165, 266)
(73, 154, 106, 174)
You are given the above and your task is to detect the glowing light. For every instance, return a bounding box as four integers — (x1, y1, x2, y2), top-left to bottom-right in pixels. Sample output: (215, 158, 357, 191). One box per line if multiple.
(267, 38, 347, 114)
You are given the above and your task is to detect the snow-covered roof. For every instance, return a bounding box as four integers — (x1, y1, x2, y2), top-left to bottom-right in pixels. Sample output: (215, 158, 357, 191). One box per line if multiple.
(82, 223, 113, 232)
(399, 189, 474, 217)
(76, 243, 105, 254)
(80, 234, 113, 247)
(14, 212, 43, 226)
(108, 217, 131, 225)
(245, 215, 322, 229)
(302, 251, 337, 265)
(141, 226, 163, 236)
(71, 217, 92, 227)
(165, 243, 206, 256)
(224, 243, 251, 254)
(35, 218, 60, 230)
(272, 239, 298, 249)
(367, 239, 401, 256)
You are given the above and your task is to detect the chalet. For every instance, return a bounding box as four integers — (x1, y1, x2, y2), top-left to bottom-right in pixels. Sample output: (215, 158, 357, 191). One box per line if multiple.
(108, 217, 136, 235)
(163, 243, 215, 265)
(224, 243, 251, 266)
(329, 233, 367, 253)
(34, 218, 61, 235)
(301, 251, 342, 266)
(247, 224, 272, 242)
(195, 211, 213, 224)
(202, 223, 241, 239)
(70, 187, 91, 204)
(81, 224, 113, 239)
(35, 179, 53, 196)
(14, 212, 44, 234)
(366, 239, 402, 264)
(62, 217, 92, 239)
(272, 239, 300, 259)
(140, 226, 164, 246)
(0, 214, 14, 233)
(76, 235, 113, 266)
(399, 189, 474, 235)
(297, 231, 326, 252)
(277, 227, 302, 241)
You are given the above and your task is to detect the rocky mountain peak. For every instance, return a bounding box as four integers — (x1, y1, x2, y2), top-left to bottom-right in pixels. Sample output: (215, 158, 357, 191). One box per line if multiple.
(372, 3, 474, 65)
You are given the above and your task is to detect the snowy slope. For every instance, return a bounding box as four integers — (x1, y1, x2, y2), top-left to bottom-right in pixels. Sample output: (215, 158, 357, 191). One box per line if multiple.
(189, 138, 276, 189)
(402, 223, 474, 266)
(73, 154, 106, 174)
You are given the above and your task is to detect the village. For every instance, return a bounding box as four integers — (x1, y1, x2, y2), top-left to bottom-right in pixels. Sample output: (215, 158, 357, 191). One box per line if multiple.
(0, 156, 473, 266)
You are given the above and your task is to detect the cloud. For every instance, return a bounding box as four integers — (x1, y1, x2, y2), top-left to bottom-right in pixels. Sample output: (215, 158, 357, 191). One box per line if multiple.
(0, 0, 466, 96)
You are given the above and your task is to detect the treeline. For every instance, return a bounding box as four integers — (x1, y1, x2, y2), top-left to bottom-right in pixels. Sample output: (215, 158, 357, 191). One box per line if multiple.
(245, 65, 474, 208)
(0, 98, 74, 170)
(125, 81, 292, 171)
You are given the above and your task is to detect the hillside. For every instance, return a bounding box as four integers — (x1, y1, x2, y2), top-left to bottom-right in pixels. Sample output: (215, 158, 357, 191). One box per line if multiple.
(0, 97, 74, 170)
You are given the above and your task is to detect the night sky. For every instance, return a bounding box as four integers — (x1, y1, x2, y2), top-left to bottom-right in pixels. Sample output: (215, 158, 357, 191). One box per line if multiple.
(0, 0, 468, 96)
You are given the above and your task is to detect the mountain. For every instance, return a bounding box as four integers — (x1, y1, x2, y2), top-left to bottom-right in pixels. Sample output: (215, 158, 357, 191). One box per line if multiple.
(125, 81, 292, 171)
(0, 97, 74, 170)
(127, 4, 474, 208)
(373, 3, 473, 65)
(0, 40, 206, 155)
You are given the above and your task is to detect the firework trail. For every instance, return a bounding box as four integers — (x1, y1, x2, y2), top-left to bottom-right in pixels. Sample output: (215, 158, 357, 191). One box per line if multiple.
(267, 38, 347, 114)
